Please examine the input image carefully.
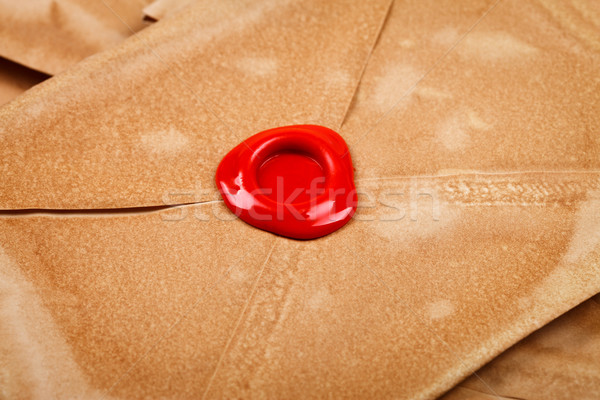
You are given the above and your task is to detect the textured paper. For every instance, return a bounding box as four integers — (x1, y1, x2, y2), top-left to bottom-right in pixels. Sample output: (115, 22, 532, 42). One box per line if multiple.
(1, 178, 598, 398)
(340, 0, 600, 178)
(0, 0, 152, 75)
(0, 0, 391, 210)
(0, 0, 599, 399)
(442, 294, 600, 400)
(207, 0, 600, 397)
(333, 0, 600, 396)
(143, 0, 600, 177)
(0, 206, 277, 399)
(0, 58, 47, 106)
(201, 175, 600, 399)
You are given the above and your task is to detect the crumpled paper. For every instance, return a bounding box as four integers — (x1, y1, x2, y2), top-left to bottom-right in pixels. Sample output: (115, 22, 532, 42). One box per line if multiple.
(0, 0, 599, 399)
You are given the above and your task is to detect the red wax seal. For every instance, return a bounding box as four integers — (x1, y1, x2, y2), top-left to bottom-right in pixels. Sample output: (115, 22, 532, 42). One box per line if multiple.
(215, 125, 357, 239)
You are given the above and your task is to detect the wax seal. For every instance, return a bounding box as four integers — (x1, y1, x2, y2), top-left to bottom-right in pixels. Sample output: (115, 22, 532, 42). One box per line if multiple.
(215, 125, 357, 239)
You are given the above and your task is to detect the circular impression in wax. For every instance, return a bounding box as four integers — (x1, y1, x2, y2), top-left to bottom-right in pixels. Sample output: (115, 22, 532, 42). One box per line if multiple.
(215, 125, 357, 239)
(257, 151, 326, 204)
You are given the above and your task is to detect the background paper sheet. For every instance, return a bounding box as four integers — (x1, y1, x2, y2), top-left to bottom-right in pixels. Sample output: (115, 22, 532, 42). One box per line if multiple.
(0, 0, 153, 75)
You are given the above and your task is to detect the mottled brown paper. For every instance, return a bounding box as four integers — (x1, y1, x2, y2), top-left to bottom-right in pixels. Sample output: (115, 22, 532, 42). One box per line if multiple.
(335, 0, 600, 396)
(0, 0, 599, 399)
(200, 174, 600, 399)
(0, 0, 391, 209)
(195, 0, 600, 397)
(1, 176, 598, 398)
(0, 205, 277, 399)
(442, 294, 600, 400)
(0, 0, 153, 76)
(0, 0, 392, 397)
(340, 0, 600, 177)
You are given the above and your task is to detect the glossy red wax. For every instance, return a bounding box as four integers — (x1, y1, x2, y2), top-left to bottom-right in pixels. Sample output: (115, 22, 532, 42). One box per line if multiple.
(215, 125, 357, 239)
(258, 152, 326, 204)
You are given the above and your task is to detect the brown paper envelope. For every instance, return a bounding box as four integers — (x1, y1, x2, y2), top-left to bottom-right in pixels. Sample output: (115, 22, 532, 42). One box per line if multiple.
(0, 205, 276, 399)
(0, 0, 394, 397)
(1, 175, 597, 399)
(340, 0, 600, 178)
(0, 0, 391, 210)
(0, 57, 48, 106)
(443, 294, 600, 400)
(1, 0, 598, 399)
(131, 4, 600, 396)
(198, 175, 600, 399)
(332, 0, 600, 397)
(0, 0, 153, 75)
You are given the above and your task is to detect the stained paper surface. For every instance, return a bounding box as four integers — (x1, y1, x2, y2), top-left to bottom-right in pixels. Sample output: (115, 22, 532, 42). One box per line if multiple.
(0, 206, 276, 399)
(334, 0, 600, 396)
(143, 0, 600, 397)
(0, 0, 599, 399)
(2, 177, 597, 398)
(201, 176, 600, 399)
(340, 0, 600, 177)
(0, 0, 390, 209)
